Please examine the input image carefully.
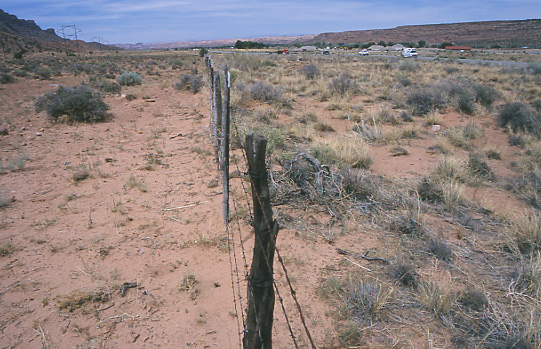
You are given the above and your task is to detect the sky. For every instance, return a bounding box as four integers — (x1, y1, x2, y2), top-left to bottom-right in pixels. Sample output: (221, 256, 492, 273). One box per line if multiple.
(2, 0, 540, 44)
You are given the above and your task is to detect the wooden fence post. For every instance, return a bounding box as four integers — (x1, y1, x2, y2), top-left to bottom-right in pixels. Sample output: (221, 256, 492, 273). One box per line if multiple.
(221, 70, 230, 226)
(244, 133, 278, 349)
(213, 72, 222, 170)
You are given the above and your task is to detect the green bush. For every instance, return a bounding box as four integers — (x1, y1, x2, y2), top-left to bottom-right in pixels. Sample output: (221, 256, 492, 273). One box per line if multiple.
(499, 102, 540, 134)
(116, 71, 142, 86)
(36, 66, 52, 80)
(35, 85, 110, 123)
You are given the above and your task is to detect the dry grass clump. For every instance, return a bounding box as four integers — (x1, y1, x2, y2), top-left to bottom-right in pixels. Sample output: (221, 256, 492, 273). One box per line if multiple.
(319, 136, 373, 169)
(57, 290, 111, 312)
(178, 272, 197, 292)
(504, 212, 541, 255)
(443, 123, 482, 149)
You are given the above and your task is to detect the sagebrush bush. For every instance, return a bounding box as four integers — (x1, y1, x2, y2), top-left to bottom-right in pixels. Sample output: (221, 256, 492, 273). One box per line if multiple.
(116, 71, 142, 86)
(36, 66, 52, 80)
(88, 75, 121, 94)
(473, 83, 500, 107)
(299, 64, 320, 80)
(499, 102, 540, 135)
(407, 87, 446, 116)
(173, 74, 203, 94)
(35, 85, 110, 123)
(249, 81, 284, 103)
(0, 73, 15, 84)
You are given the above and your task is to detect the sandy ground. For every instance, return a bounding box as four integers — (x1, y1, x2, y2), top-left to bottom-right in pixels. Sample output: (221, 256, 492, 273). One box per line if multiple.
(0, 52, 534, 348)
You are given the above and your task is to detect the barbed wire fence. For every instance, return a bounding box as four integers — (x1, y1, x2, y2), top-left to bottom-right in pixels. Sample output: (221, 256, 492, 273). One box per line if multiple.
(205, 55, 316, 348)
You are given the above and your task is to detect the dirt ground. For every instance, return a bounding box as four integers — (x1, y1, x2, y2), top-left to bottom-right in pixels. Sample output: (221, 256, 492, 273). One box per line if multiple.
(0, 51, 537, 348)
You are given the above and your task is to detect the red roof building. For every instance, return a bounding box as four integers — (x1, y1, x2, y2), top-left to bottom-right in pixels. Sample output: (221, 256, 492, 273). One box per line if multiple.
(445, 46, 472, 50)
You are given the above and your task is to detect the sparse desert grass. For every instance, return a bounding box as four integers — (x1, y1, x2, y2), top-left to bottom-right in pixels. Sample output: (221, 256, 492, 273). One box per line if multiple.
(319, 135, 373, 169)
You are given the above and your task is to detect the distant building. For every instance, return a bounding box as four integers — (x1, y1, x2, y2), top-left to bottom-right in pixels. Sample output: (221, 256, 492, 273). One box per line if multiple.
(445, 46, 472, 51)
(299, 46, 317, 52)
(368, 45, 385, 51)
(389, 44, 406, 51)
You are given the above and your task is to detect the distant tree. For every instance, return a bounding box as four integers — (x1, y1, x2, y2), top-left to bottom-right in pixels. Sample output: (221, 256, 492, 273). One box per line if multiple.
(439, 42, 453, 49)
(387, 42, 395, 47)
(199, 47, 208, 57)
(362, 42, 375, 49)
(235, 40, 266, 49)
(378, 40, 388, 47)
(418, 40, 427, 48)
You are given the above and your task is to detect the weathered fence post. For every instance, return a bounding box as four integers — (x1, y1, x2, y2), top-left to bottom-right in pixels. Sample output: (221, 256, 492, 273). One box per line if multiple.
(213, 72, 222, 170)
(244, 133, 278, 349)
(221, 69, 230, 225)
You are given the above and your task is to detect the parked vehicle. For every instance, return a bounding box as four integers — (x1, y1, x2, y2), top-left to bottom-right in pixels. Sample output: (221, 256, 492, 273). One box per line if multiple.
(359, 49, 369, 56)
(323, 49, 330, 55)
(401, 48, 417, 58)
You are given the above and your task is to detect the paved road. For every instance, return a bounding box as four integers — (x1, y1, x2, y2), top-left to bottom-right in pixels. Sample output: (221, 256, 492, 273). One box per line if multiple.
(209, 50, 538, 68)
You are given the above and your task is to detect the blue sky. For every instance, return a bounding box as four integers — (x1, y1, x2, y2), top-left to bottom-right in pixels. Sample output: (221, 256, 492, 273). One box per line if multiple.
(2, 0, 540, 44)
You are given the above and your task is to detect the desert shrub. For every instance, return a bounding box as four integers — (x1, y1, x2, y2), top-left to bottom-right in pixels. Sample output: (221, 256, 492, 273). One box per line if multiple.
(397, 75, 413, 86)
(444, 66, 461, 74)
(116, 71, 142, 86)
(173, 74, 203, 94)
(499, 102, 541, 134)
(249, 81, 284, 103)
(34, 85, 110, 123)
(389, 262, 419, 288)
(507, 166, 541, 208)
(36, 66, 52, 79)
(88, 75, 121, 94)
(427, 238, 453, 261)
(0, 73, 14, 84)
(299, 64, 320, 80)
(171, 59, 183, 70)
(13, 70, 28, 77)
(389, 213, 423, 236)
(457, 92, 476, 115)
(532, 99, 541, 113)
(467, 152, 494, 182)
(406, 87, 446, 116)
(397, 60, 420, 72)
(328, 74, 358, 96)
(473, 83, 500, 107)
(344, 278, 392, 323)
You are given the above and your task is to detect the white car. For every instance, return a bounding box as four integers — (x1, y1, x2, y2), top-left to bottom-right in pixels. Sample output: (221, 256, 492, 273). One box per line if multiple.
(359, 49, 369, 56)
(401, 48, 417, 58)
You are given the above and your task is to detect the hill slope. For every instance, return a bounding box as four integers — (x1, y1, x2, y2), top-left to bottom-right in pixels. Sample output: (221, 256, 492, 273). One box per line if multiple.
(0, 9, 118, 54)
(311, 19, 541, 47)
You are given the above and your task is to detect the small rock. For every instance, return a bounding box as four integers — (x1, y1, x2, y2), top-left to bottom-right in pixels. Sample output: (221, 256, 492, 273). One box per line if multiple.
(0, 127, 8, 135)
(431, 125, 441, 132)
(35, 132, 42, 136)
